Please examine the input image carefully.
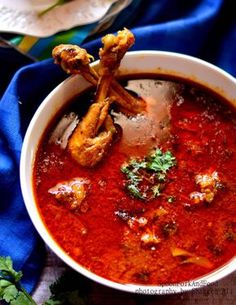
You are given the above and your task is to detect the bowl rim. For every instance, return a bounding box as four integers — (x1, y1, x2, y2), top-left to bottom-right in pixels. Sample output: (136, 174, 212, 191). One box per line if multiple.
(20, 50, 236, 295)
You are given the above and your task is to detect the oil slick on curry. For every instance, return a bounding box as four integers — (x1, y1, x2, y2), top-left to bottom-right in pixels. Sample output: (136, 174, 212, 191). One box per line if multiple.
(33, 29, 236, 285)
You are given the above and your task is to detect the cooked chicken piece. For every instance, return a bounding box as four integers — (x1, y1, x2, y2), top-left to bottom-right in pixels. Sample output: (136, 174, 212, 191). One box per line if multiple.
(52, 29, 146, 166)
(52, 30, 146, 114)
(52, 44, 97, 85)
(195, 171, 220, 190)
(190, 171, 221, 204)
(48, 177, 89, 211)
(141, 228, 161, 247)
(99, 28, 135, 76)
(99, 28, 145, 113)
(68, 76, 116, 167)
(189, 191, 207, 204)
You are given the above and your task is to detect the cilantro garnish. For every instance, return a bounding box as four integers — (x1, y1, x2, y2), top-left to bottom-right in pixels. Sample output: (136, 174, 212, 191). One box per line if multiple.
(127, 183, 144, 200)
(121, 148, 176, 200)
(0, 256, 37, 305)
(147, 149, 176, 173)
(121, 163, 145, 199)
(0, 256, 90, 305)
(152, 184, 161, 198)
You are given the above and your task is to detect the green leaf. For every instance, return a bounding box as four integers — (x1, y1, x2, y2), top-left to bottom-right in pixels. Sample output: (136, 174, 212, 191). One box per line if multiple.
(156, 172, 166, 182)
(2, 284, 18, 302)
(0, 257, 37, 305)
(127, 184, 145, 200)
(152, 185, 161, 198)
(11, 291, 33, 305)
(129, 159, 147, 170)
(0, 256, 22, 282)
(147, 149, 176, 173)
(0, 279, 12, 289)
(121, 148, 176, 200)
(0, 256, 13, 270)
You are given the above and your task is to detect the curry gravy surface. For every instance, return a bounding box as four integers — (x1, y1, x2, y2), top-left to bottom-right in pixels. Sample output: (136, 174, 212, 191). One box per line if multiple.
(33, 76, 236, 285)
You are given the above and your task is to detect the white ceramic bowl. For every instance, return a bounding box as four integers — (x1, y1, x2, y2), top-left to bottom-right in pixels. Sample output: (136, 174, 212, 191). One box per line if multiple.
(20, 51, 236, 294)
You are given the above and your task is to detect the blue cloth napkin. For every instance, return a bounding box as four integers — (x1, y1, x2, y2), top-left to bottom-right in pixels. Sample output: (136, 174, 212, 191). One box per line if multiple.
(0, 60, 67, 292)
(0, 0, 236, 293)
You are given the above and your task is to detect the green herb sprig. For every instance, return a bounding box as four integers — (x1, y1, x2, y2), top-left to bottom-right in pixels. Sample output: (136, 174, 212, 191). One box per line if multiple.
(0, 256, 90, 305)
(0, 256, 37, 305)
(147, 149, 176, 174)
(121, 148, 176, 200)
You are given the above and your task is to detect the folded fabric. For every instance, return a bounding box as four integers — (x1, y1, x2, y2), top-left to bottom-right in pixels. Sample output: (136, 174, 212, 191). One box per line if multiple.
(84, 0, 236, 75)
(15, 23, 96, 60)
(7, 0, 142, 61)
(0, 0, 236, 293)
(0, 60, 67, 292)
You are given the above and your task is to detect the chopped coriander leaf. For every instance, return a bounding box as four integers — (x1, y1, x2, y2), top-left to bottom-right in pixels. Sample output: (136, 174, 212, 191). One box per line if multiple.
(127, 184, 145, 200)
(121, 165, 142, 183)
(152, 185, 161, 197)
(0, 256, 37, 305)
(11, 291, 34, 305)
(0, 256, 22, 282)
(121, 148, 176, 200)
(0, 256, 92, 305)
(156, 172, 166, 182)
(129, 159, 147, 170)
(147, 149, 176, 173)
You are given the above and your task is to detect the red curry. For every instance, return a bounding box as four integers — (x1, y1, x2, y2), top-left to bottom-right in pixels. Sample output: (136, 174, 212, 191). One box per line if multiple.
(33, 77, 236, 285)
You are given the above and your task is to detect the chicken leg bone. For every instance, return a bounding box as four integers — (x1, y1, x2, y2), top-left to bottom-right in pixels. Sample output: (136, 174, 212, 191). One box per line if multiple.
(52, 29, 146, 113)
(68, 75, 116, 167)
